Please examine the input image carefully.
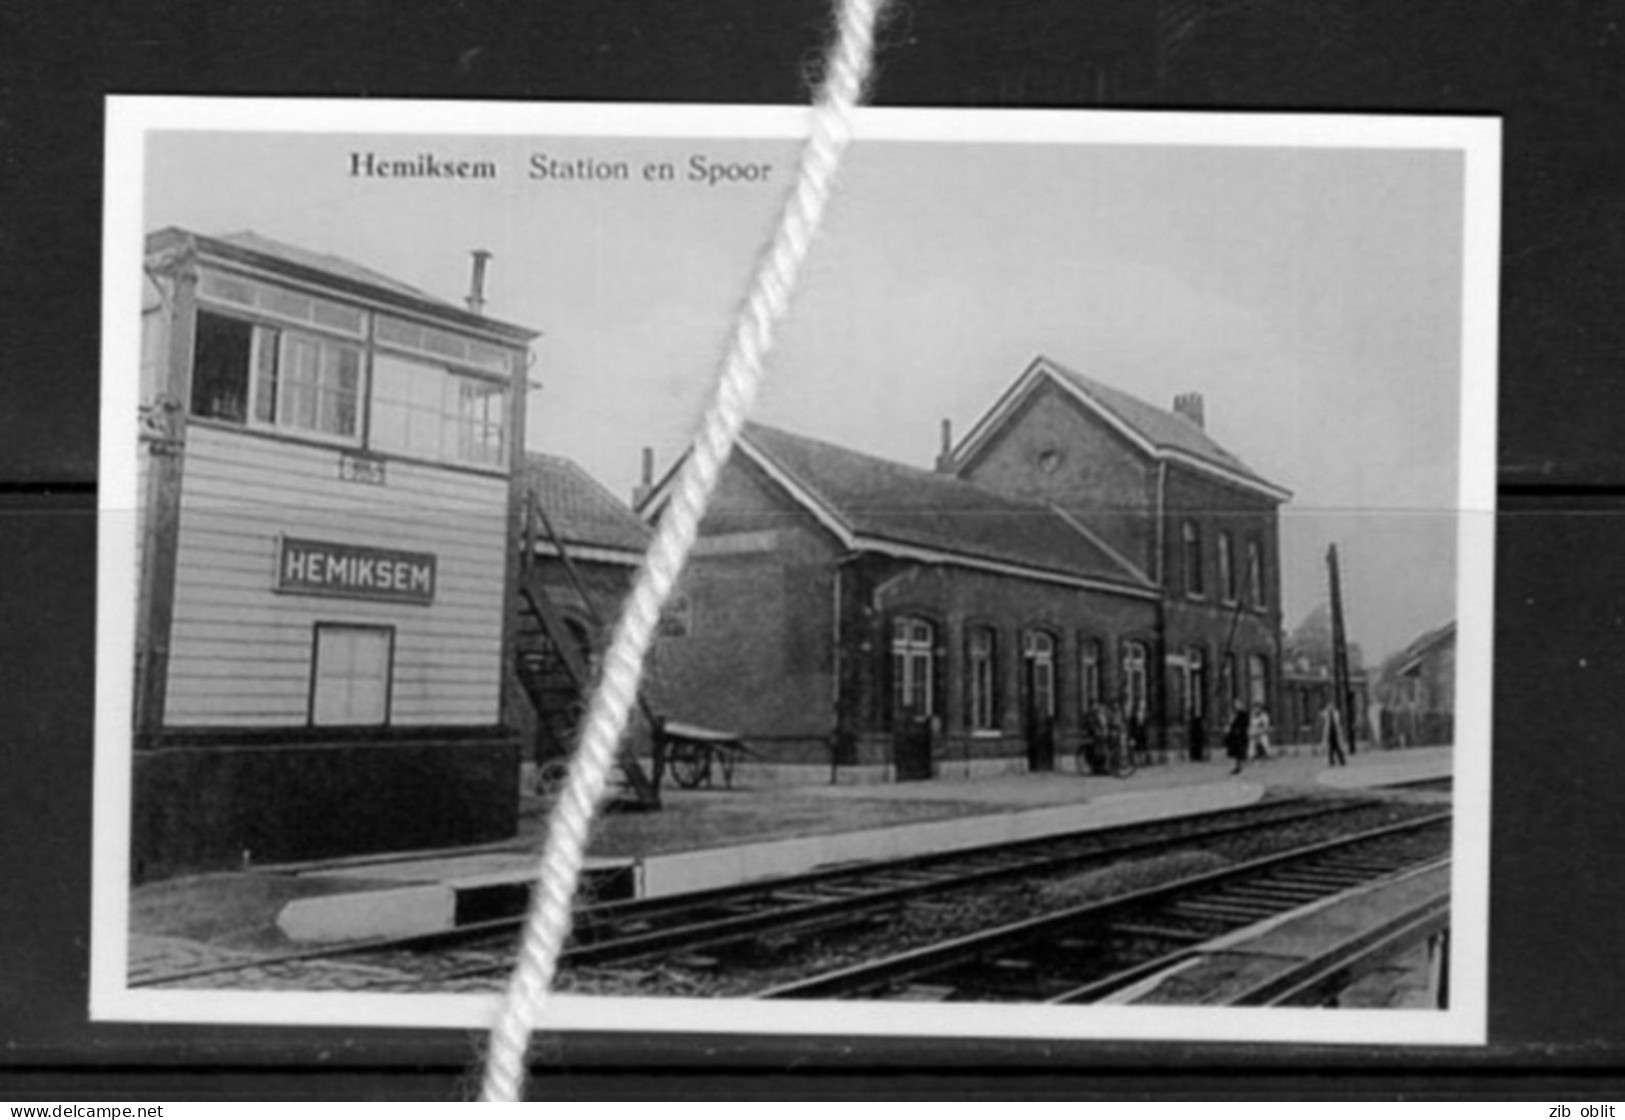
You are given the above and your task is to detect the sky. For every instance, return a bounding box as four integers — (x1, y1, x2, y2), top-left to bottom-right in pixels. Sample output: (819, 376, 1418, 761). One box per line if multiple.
(140, 119, 1479, 663)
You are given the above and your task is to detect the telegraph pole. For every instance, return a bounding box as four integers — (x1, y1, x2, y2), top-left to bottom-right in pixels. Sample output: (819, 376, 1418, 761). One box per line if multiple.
(1326, 544, 1356, 752)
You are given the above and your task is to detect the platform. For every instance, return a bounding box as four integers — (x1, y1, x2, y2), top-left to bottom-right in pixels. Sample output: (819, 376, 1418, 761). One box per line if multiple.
(127, 744, 1452, 949)
(267, 745, 1451, 942)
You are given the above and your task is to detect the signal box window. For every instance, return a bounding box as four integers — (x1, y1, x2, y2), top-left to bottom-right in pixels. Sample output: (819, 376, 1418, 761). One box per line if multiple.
(191, 309, 361, 440)
(372, 352, 509, 467)
(280, 333, 360, 438)
(191, 311, 257, 423)
(310, 624, 393, 726)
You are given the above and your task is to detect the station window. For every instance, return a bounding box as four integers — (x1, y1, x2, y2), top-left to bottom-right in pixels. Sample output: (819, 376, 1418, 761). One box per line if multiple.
(1186, 647, 1207, 719)
(310, 624, 393, 726)
(1218, 530, 1236, 603)
(967, 626, 998, 731)
(191, 309, 360, 441)
(1080, 637, 1103, 714)
(1182, 520, 1204, 598)
(1121, 640, 1148, 722)
(1247, 537, 1267, 608)
(1022, 630, 1057, 720)
(891, 616, 935, 717)
(371, 352, 509, 468)
(1247, 652, 1270, 711)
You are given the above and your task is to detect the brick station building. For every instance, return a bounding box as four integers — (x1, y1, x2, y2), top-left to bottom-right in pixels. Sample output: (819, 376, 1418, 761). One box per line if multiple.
(644, 356, 1289, 783)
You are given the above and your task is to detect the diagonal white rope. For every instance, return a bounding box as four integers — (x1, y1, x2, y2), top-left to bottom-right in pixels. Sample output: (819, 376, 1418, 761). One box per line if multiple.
(479, 0, 889, 1101)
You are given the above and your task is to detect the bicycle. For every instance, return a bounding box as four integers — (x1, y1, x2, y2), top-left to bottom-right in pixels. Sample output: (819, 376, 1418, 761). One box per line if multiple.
(1075, 723, 1138, 778)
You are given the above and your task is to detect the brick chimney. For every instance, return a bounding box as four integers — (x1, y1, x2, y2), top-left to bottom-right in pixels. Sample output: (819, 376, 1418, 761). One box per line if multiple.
(631, 446, 655, 509)
(935, 418, 954, 473)
(1173, 392, 1205, 429)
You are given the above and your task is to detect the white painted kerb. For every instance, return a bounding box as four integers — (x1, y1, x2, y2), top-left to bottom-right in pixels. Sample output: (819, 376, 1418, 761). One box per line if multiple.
(278, 883, 455, 943)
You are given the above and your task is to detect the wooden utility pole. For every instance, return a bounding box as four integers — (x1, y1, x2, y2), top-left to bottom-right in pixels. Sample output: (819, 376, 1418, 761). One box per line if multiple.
(1326, 544, 1356, 752)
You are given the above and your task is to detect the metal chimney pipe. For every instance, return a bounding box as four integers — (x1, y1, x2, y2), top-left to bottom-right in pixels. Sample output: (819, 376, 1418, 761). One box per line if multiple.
(466, 249, 493, 315)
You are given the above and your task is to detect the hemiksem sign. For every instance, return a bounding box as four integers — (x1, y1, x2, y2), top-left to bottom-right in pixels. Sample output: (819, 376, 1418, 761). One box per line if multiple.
(274, 537, 437, 606)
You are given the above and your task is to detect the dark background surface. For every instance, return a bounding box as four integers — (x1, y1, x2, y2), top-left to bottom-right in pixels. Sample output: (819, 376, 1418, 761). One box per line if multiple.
(4, 0, 1624, 1101)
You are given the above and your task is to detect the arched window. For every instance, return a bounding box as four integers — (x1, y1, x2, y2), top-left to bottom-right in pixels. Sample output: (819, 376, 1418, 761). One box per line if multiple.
(1221, 651, 1239, 712)
(892, 616, 936, 716)
(1079, 636, 1103, 714)
(1122, 640, 1149, 721)
(1023, 630, 1057, 719)
(1182, 520, 1204, 598)
(967, 626, 998, 731)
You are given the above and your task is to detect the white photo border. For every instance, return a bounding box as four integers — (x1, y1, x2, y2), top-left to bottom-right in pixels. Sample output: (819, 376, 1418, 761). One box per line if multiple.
(94, 96, 1499, 1047)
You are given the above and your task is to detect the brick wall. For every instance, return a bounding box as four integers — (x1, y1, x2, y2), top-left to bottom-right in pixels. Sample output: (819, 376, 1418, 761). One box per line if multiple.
(649, 455, 844, 757)
(957, 379, 1158, 576)
(1160, 464, 1284, 758)
(842, 554, 1160, 775)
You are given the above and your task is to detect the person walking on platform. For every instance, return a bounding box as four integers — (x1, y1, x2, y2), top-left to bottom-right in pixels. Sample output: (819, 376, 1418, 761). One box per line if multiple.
(1248, 703, 1274, 761)
(1321, 700, 1349, 767)
(1225, 701, 1251, 775)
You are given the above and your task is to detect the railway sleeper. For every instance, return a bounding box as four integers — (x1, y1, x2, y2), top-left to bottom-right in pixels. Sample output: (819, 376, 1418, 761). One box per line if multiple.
(1264, 873, 1371, 890)
(1168, 901, 1281, 923)
(894, 984, 957, 1002)
(859, 874, 951, 890)
(1221, 883, 1327, 901)
(1317, 858, 1407, 870)
(1257, 872, 1364, 887)
(929, 966, 1054, 1002)
(1300, 862, 1391, 876)
(1199, 895, 1295, 916)
(1292, 862, 1384, 877)
(1110, 922, 1210, 943)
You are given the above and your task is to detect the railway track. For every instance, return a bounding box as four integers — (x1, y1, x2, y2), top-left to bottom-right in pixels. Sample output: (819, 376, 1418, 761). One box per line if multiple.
(753, 813, 1449, 1003)
(1225, 885, 1450, 1008)
(132, 796, 1441, 993)
(1380, 775, 1453, 794)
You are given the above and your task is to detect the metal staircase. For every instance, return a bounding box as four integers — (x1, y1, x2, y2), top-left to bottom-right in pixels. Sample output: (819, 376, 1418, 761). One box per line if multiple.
(515, 492, 662, 810)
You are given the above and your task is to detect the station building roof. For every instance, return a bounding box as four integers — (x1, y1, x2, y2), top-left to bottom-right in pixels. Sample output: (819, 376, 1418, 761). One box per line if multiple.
(954, 355, 1290, 502)
(738, 422, 1157, 597)
(1396, 620, 1457, 676)
(145, 226, 538, 343)
(521, 452, 651, 561)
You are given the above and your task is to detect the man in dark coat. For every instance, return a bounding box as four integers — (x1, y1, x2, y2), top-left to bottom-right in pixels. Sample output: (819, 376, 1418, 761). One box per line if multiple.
(1224, 701, 1251, 775)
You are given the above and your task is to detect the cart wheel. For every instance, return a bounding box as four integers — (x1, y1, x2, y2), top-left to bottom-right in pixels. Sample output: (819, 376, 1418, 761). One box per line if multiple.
(536, 758, 572, 799)
(668, 741, 709, 789)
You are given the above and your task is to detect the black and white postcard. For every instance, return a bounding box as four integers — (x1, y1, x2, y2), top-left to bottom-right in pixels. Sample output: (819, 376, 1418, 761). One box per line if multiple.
(94, 99, 1498, 1046)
